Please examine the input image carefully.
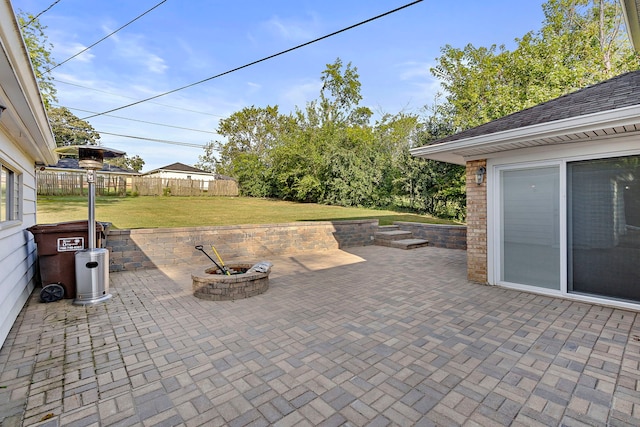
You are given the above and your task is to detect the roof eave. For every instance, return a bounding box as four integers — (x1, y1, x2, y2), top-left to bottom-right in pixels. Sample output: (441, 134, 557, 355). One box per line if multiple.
(410, 104, 640, 164)
(0, 0, 57, 165)
(622, 0, 640, 51)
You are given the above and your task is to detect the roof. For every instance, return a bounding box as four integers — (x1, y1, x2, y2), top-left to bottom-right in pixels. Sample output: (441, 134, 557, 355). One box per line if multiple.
(411, 71, 640, 164)
(0, 0, 57, 165)
(48, 157, 137, 174)
(622, 0, 640, 50)
(149, 162, 210, 174)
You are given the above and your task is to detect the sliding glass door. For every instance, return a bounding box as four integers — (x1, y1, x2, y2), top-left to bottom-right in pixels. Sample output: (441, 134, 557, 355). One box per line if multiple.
(568, 156, 640, 302)
(499, 166, 561, 289)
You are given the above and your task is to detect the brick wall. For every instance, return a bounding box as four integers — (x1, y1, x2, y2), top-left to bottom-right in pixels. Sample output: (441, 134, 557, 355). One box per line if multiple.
(106, 220, 378, 272)
(466, 160, 488, 283)
(394, 222, 466, 250)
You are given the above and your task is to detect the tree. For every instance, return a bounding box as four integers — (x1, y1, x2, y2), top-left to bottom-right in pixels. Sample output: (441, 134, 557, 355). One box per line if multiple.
(48, 107, 101, 146)
(17, 11, 57, 109)
(105, 155, 145, 172)
(431, 0, 639, 131)
(194, 142, 218, 172)
(205, 105, 295, 197)
(317, 58, 372, 126)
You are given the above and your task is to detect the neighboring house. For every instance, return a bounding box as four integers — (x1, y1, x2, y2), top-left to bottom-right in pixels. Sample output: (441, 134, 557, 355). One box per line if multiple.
(411, 12, 640, 310)
(0, 0, 57, 347)
(143, 162, 230, 190)
(49, 157, 136, 174)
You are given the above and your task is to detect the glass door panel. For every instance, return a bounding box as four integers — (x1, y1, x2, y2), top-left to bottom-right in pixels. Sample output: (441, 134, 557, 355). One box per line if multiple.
(568, 156, 640, 302)
(501, 166, 560, 289)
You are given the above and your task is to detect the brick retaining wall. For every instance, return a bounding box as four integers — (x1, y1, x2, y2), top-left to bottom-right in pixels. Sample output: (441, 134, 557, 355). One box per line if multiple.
(393, 222, 467, 250)
(106, 220, 378, 272)
(106, 220, 468, 272)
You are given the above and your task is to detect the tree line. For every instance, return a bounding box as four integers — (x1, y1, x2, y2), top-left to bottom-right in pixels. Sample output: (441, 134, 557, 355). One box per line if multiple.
(20, 0, 638, 220)
(195, 0, 637, 221)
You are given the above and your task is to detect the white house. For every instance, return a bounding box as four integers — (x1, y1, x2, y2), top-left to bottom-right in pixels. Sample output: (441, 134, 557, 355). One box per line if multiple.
(143, 162, 225, 190)
(0, 0, 57, 347)
(411, 5, 640, 310)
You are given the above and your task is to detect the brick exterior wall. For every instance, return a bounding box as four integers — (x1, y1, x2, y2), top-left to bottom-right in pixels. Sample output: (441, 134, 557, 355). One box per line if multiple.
(106, 220, 378, 272)
(393, 222, 466, 250)
(466, 160, 488, 283)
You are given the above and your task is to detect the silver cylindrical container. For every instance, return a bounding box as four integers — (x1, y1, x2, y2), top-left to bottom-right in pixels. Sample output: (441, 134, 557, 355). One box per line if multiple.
(74, 248, 111, 305)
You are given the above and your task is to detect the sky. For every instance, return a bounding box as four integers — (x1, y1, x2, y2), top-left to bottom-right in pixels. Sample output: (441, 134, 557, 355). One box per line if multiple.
(11, 0, 546, 172)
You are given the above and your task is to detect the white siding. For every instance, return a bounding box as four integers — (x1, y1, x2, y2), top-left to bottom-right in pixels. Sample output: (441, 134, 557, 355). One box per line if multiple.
(0, 133, 38, 347)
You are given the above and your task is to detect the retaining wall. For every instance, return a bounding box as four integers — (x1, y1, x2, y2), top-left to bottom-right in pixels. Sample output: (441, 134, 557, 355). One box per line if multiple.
(106, 220, 467, 272)
(106, 220, 378, 272)
(394, 222, 467, 250)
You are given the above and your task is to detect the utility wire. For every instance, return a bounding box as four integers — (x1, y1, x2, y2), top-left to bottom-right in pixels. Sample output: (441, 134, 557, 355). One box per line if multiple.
(81, 0, 423, 120)
(58, 105, 220, 135)
(45, 0, 169, 73)
(96, 130, 204, 148)
(62, 125, 205, 148)
(20, 0, 62, 28)
(56, 79, 224, 117)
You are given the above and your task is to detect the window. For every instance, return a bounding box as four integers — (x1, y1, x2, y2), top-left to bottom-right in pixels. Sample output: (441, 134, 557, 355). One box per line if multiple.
(0, 163, 19, 222)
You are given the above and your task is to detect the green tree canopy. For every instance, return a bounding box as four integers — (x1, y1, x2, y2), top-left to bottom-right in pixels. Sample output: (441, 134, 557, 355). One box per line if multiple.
(105, 155, 145, 173)
(431, 0, 639, 131)
(17, 10, 57, 110)
(48, 106, 101, 146)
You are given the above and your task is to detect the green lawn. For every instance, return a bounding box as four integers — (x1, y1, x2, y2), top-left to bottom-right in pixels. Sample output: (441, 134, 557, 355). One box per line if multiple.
(36, 196, 460, 229)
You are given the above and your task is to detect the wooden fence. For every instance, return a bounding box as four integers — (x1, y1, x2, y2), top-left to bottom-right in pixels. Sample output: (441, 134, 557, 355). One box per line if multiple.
(37, 171, 129, 196)
(131, 177, 238, 196)
(37, 171, 239, 197)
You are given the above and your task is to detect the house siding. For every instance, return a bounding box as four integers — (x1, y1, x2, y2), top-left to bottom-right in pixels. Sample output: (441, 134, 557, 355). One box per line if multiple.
(466, 160, 488, 283)
(0, 138, 39, 347)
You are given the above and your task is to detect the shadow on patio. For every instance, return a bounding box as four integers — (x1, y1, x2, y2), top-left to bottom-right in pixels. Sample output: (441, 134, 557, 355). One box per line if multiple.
(1, 246, 638, 426)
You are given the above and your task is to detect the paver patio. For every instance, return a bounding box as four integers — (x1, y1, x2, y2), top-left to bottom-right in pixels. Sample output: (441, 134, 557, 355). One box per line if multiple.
(1, 245, 639, 426)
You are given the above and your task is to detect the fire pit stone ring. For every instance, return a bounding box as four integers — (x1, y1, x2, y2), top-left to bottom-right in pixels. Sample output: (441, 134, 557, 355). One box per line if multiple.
(192, 262, 271, 301)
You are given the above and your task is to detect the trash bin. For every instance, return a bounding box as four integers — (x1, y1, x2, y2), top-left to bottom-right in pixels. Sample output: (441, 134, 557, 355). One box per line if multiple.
(28, 221, 105, 301)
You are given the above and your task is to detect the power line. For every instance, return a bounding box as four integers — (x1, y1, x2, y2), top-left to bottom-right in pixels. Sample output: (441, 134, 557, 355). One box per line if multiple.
(95, 130, 205, 148)
(81, 0, 424, 120)
(59, 124, 206, 147)
(55, 79, 224, 117)
(20, 0, 62, 28)
(45, 0, 169, 73)
(58, 105, 220, 135)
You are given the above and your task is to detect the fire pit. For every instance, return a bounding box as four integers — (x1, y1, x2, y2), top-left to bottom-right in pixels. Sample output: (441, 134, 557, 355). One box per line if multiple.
(192, 262, 271, 301)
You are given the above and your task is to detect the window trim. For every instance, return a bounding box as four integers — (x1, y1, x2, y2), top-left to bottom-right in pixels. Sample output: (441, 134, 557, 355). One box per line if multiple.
(0, 159, 22, 228)
(486, 137, 640, 310)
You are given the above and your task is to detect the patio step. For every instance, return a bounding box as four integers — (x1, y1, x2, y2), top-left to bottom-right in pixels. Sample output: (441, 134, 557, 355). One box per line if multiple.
(377, 225, 400, 232)
(373, 229, 429, 250)
(375, 237, 429, 250)
(374, 230, 413, 241)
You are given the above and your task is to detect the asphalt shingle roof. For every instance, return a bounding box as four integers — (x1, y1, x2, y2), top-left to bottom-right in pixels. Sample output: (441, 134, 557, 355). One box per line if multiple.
(433, 70, 640, 144)
(51, 157, 135, 173)
(156, 162, 209, 173)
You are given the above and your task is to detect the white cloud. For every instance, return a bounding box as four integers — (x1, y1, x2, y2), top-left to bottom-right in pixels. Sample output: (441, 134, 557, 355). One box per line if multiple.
(54, 42, 95, 63)
(102, 25, 168, 74)
(396, 61, 441, 103)
(262, 13, 319, 41)
(280, 79, 322, 109)
(398, 61, 432, 81)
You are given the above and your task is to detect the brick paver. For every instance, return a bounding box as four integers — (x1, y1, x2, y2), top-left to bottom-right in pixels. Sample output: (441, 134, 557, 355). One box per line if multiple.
(1, 245, 639, 426)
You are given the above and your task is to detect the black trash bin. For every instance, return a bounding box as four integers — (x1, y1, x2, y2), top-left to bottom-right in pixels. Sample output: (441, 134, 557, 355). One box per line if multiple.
(28, 221, 104, 301)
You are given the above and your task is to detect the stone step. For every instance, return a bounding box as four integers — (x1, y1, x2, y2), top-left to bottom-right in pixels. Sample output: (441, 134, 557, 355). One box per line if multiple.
(378, 225, 400, 232)
(374, 230, 413, 241)
(374, 238, 429, 250)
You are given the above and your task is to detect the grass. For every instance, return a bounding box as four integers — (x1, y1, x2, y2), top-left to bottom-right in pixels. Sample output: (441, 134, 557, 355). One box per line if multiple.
(36, 196, 461, 229)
